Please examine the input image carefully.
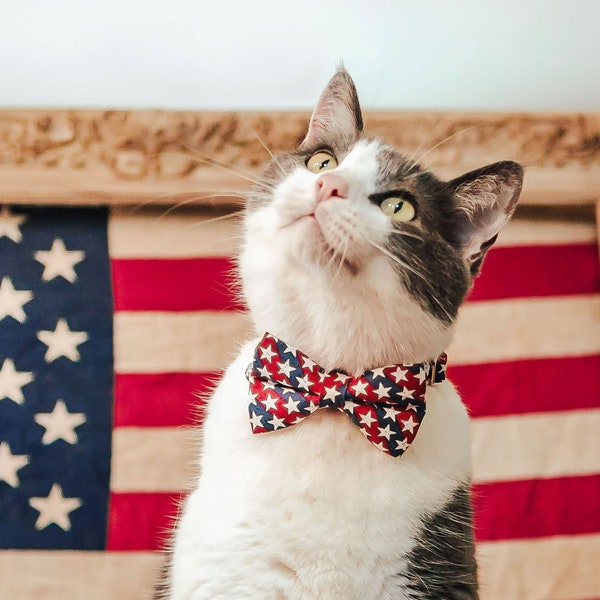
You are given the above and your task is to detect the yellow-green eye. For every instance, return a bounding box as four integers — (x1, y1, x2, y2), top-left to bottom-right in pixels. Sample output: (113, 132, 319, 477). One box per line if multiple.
(379, 197, 416, 222)
(306, 151, 338, 173)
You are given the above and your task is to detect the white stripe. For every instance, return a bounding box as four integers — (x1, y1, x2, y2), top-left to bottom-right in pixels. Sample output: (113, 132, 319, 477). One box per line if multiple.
(114, 310, 252, 373)
(0, 551, 163, 600)
(496, 214, 596, 247)
(111, 427, 198, 492)
(112, 410, 600, 492)
(113, 296, 600, 373)
(477, 534, 600, 600)
(472, 409, 600, 483)
(108, 207, 241, 258)
(452, 295, 600, 365)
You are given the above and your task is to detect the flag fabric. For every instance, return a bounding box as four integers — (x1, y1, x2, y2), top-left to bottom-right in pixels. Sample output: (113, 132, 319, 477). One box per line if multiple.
(0, 203, 598, 600)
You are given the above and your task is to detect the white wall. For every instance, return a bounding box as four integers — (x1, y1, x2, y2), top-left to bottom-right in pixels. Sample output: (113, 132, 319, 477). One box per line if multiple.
(1, 0, 599, 110)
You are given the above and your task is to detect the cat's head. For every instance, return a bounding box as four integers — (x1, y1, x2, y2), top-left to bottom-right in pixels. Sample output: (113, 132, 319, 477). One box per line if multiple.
(239, 69, 523, 372)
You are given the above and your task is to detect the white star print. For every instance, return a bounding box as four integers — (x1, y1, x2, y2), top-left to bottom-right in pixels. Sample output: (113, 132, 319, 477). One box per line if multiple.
(0, 277, 33, 323)
(295, 373, 312, 391)
(405, 402, 419, 412)
(370, 367, 387, 380)
(37, 318, 88, 363)
(259, 345, 276, 362)
(0, 207, 27, 243)
(282, 344, 297, 356)
(359, 411, 376, 427)
(28, 483, 82, 531)
(373, 383, 391, 400)
(399, 386, 415, 400)
(249, 412, 265, 429)
(277, 359, 295, 378)
(282, 396, 301, 413)
(415, 367, 427, 384)
(257, 365, 271, 378)
(34, 238, 85, 283)
(0, 442, 29, 488)
(401, 415, 419, 434)
(334, 372, 349, 383)
(377, 424, 394, 440)
(383, 406, 401, 421)
(262, 392, 279, 411)
(0, 359, 34, 404)
(323, 386, 341, 402)
(301, 356, 317, 371)
(268, 415, 286, 430)
(350, 380, 369, 396)
(390, 366, 409, 383)
(34, 400, 87, 445)
(305, 401, 319, 413)
(372, 441, 388, 452)
(395, 438, 410, 453)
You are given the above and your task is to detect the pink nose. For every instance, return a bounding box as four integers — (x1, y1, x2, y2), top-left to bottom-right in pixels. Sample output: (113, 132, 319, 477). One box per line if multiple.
(316, 173, 349, 202)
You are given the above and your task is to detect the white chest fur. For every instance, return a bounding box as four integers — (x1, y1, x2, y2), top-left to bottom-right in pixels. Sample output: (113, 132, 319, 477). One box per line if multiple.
(170, 341, 472, 600)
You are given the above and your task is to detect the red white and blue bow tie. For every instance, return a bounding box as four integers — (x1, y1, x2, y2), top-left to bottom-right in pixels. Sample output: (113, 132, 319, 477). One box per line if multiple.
(246, 333, 447, 458)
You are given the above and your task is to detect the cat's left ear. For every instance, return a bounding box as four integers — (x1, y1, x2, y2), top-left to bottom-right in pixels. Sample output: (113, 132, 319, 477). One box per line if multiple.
(301, 69, 363, 149)
(449, 161, 523, 274)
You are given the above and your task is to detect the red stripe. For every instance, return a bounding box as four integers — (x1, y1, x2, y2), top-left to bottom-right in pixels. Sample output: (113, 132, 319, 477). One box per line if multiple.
(448, 354, 600, 418)
(111, 257, 244, 312)
(469, 244, 598, 302)
(107, 492, 184, 551)
(113, 373, 217, 427)
(107, 476, 600, 550)
(473, 474, 600, 541)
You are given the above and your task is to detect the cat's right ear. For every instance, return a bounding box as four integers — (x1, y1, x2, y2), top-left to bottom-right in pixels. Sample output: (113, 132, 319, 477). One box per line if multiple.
(301, 69, 363, 150)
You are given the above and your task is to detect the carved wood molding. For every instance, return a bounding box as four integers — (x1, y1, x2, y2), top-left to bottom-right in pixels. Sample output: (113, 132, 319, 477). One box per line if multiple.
(0, 110, 599, 206)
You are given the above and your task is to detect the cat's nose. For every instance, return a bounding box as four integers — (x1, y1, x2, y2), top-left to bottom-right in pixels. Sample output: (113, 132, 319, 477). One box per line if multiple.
(316, 173, 349, 202)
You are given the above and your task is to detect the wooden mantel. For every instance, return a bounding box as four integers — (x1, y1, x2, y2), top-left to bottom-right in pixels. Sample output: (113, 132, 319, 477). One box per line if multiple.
(0, 110, 599, 208)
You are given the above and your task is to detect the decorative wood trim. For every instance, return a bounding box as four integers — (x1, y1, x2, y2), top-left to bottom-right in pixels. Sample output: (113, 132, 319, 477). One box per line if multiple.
(0, 110, 599, 206)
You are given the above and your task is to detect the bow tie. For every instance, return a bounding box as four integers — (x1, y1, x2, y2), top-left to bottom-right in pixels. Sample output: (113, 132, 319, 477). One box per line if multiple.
(246, 333, 447, 458)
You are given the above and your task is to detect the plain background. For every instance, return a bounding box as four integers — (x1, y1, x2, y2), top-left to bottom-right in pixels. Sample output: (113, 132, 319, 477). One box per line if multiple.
(1, 0, 599, 111)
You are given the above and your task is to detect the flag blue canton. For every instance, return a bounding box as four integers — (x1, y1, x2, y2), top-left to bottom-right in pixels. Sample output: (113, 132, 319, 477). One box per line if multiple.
(0, 206, 113, 550)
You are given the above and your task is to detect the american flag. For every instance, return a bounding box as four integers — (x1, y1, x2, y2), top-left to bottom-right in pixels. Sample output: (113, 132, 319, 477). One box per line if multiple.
(0, 203, 598, 599)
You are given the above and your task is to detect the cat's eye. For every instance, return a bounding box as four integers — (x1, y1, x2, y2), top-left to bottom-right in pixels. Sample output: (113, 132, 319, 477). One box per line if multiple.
(379, 197, 416, 222)
(306, 151, 338, 173)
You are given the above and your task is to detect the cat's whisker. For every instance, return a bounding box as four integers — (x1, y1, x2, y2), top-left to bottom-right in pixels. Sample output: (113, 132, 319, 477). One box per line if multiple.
(240, 117, 287, 177)
(365, 237, 454, 323)
(412, 123, 483, 168)
(157, 194, 245, 220)
(362, 223, 424, 243)
(177, 212, 243, 232)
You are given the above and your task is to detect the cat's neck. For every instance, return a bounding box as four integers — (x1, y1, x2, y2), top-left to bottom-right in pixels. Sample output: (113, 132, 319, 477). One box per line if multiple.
(248, 262, 454, 375)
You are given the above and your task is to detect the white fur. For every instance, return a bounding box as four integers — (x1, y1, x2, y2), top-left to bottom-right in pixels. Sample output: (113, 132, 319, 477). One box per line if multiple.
(170, 141, 471, 599)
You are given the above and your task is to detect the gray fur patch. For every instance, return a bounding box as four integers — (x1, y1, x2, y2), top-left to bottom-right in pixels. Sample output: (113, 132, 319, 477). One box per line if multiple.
(401, 485, 478, 599)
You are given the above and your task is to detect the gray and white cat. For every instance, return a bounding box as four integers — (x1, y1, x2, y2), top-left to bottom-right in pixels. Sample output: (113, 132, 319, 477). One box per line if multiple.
(167, 69, 523, 599)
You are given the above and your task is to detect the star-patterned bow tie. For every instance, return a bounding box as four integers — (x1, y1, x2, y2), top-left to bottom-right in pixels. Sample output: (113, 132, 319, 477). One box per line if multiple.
(246, 333, 447, 458)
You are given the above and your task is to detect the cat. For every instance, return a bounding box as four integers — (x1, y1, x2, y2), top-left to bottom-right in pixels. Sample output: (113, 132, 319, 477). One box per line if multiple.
(165, 69, 523, 599)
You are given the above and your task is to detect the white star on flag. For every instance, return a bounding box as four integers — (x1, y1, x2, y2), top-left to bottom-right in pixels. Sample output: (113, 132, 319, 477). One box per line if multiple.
(351, 380, 369, 396)
(373, 383, 391, 399)
(389, 366, 409, 383)
(277, 359, 295, 378)
(399, 386, 415, 400)
(34, 238, 85, 283)
(282, 344, 297, 356)
(401, 415, 419, 434)
(257, 365, 271, 378)
(415, 367, 427, 384)
(0, 358, 34, 404)
(34, 400, 87, 445)
(405, 402, 419, 412)
(37, 318, 88, 363)
(28, 483, 83, 531)
(370, 367, 387, 380)
(259, 345, 277, 362)
(0, 206, 27, 243)
(0, 277, 33, 323)
(0, 441, 29, 488)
